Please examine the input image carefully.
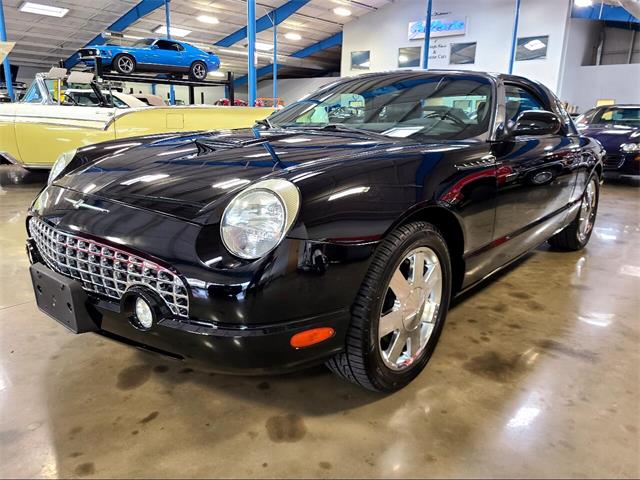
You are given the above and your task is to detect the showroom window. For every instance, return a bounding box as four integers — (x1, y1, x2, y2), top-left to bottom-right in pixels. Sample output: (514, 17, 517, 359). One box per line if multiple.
(450, 42, 477, 64)
(515, 36, 549, 61)
(351, 51, 371, 70)
(398, 47, 421, 68)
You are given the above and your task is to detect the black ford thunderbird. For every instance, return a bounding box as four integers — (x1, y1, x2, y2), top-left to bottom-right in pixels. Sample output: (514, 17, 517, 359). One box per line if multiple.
(27, 71, 603, 391)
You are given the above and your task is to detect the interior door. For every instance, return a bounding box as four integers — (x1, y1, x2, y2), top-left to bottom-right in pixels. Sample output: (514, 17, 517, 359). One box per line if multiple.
(492, 84, 579, 251)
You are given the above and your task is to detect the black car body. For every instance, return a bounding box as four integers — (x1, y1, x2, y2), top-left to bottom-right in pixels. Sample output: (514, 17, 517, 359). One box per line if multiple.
(576, 105, 640, 179)
(26, 71, 604, 391)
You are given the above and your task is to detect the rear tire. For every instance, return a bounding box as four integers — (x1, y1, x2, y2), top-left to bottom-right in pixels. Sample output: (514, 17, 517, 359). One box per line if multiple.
(548, 174, 599, 251)
(189, 61, 208, 81)
(113, 54, 135, 75)
(326, 222, 452, 392)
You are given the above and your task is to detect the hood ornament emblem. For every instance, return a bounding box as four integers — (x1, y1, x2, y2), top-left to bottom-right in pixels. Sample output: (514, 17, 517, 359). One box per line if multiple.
(65, 198, 110, 213)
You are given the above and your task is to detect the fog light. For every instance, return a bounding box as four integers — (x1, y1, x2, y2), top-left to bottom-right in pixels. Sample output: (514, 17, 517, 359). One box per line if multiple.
(134, 297, 154, 329)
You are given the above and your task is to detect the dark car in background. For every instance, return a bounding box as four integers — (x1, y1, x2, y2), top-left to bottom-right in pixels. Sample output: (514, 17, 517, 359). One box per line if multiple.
(26, 71, 603, 392)
(576, 105, 639, 180)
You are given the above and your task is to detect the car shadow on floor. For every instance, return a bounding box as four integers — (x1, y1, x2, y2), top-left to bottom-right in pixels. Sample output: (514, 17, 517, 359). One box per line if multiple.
(0, 164, 48, 186)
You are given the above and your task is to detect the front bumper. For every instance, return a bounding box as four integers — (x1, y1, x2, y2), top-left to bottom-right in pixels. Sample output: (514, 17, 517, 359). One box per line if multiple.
(603, 152, 640, 178)
(97, 304, 349, 374)
(27, 186, 376, 373)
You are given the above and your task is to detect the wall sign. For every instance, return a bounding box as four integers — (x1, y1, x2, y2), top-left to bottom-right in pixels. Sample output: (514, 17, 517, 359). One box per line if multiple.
(408, 17, 467, 40)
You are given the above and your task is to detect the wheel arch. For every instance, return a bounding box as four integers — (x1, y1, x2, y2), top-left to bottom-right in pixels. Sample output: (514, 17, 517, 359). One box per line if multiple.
(388, 205, 466, 294)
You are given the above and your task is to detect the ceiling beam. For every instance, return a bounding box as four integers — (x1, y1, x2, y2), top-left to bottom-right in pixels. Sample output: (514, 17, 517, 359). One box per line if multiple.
(291, 32, 342, 58)
(64, 0, 166, 69)
(215, 0, 311, 47)
(234, 64, 286, 86)
(233, 30, 343, 85)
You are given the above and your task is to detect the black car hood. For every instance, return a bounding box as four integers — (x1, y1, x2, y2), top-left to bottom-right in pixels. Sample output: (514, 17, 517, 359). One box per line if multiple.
(55, 128, 414, 222)
(579, 124, 638, 150)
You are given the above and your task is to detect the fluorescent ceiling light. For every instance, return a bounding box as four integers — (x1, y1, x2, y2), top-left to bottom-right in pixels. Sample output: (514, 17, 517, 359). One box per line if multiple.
(197, 15, 220, 25)
(285, 32, 302, 41)
(333, 7, 352, 17)
(255, 42, 274, 51)
(153, 25, 192, 37)
(20, 2, 69, 17)
(574, 0, 593, 7)
(524, 39, 546, 51)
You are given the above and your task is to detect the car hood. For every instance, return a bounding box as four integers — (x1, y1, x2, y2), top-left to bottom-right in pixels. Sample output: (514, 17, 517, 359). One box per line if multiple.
(579, 124, 638, 151)
(55, 128, 424, 223)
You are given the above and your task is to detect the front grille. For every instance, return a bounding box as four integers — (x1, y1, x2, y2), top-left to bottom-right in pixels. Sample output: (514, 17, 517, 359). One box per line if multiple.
(604, 154, 624, 169)
(29, 217, 189, 318)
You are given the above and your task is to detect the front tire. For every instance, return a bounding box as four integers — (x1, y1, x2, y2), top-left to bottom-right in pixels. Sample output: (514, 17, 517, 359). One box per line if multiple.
(548, 174, 599, 251)
(189, 61, 208, 80)
(326, 222, 452, 392)
(113, 54, 135, 75)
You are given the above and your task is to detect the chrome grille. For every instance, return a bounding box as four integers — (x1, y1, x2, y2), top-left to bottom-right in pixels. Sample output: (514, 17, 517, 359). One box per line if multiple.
(29, 216, 189, 318)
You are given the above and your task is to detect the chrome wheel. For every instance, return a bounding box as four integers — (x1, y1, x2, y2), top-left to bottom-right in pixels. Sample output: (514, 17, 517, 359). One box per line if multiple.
(378, 247, 443, 371)
(117, 56, 134, 74)
(577, 178, 597, 242)
(192, 63, 206, 79)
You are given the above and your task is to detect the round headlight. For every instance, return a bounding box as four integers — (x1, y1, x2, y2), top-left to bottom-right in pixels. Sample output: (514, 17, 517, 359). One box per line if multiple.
(620, 143, 639, 153)
(221, 179, 300, 260)
(48, 148, 77, 185)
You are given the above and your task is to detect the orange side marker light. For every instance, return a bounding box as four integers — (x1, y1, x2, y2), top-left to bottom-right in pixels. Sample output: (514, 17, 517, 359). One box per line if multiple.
(290, 327, 335, 349)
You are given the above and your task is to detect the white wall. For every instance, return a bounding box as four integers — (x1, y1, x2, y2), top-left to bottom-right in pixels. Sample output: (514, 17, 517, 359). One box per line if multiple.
(341, 0, 571, 92)
(559, 19, 640, 112)
(257, 77, 339, 105)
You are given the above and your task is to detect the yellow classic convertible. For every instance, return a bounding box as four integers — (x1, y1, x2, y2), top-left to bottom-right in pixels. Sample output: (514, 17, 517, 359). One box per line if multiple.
(0, 69, 271, 169)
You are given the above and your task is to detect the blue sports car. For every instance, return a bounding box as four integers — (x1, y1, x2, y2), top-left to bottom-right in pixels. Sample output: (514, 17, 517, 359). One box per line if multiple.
(77, 38, 221, 81)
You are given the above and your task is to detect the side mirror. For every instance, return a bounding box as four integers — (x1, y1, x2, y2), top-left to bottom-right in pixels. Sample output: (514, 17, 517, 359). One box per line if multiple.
(508, 110, 562, 137)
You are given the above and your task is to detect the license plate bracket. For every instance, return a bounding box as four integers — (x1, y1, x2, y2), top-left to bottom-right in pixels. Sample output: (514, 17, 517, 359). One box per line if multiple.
(29, 263, 100, 334)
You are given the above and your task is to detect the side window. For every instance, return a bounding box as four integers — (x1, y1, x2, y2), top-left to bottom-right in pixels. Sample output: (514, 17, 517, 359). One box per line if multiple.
(504, 84, 546, 122)
(156, 40, 182, 52)
(22, 82, 43, 103)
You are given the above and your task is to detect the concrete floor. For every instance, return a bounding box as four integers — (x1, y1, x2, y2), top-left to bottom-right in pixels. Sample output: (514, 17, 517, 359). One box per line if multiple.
(0, 164, 638, 479)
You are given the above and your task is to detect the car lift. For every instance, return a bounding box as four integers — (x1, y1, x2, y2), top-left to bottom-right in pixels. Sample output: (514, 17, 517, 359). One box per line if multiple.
(67, 57, 236, 105)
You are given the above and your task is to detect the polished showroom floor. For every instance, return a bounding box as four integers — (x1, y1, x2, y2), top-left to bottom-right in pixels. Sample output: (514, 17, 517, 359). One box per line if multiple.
(0, 165, 638, 478)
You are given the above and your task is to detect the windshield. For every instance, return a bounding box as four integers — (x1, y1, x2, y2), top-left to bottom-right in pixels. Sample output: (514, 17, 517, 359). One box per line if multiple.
(578, 107, 640, 127)
(66, 91, 127, 108)
(268, 74, 493, 141)
(133, 38, 155, 47)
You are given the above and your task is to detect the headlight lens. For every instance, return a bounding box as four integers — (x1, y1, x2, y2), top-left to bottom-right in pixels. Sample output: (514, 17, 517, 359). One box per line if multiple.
(621, 143, 639, 153)
(48, 148, 77, 185)
(221, 179, 300, 260)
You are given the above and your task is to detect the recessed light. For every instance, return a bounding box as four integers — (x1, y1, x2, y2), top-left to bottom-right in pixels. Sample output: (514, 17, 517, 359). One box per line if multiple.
(285, 32, 302, 41)
(253, 42, 274, 51)
(574, 0, 593, 6)
(197, 15, 220, 25)
(333, 7, 352, 17)
(20, 2, 69, 17)
(153, 25, 192, 37)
